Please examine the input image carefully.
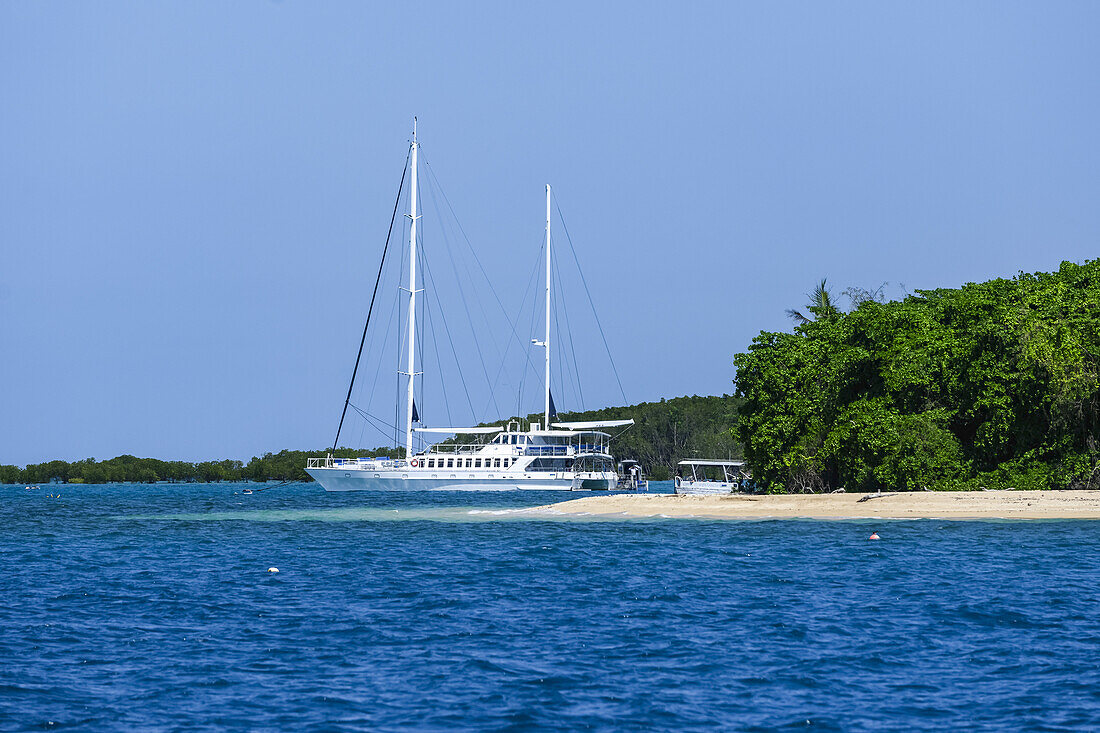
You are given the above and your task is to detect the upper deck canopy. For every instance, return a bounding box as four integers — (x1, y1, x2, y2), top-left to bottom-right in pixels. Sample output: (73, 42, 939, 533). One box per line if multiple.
(413, 426, 504, 434)
(677, 459, 746, 467)
(551, 419, 635, 430)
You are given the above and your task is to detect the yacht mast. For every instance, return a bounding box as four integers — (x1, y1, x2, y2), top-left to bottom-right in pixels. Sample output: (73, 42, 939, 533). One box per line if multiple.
(544, 183, 551, 428)
(404, 120, 420, 458)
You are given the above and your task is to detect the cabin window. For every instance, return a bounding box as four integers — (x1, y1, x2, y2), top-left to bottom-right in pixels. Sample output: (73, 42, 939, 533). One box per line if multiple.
(465, 458, 473, 468)
(474, 458, 482, 468)
(447, 458, 454, 468)
(494, 458, 501, 468)
(427, 459, 435, 468)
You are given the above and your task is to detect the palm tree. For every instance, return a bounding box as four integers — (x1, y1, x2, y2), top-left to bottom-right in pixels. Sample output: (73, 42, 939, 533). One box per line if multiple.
(786, 279, 839, 324)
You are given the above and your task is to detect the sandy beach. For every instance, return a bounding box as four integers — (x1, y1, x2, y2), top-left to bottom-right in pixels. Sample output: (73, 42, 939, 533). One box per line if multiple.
(538, 490, 1100, 520)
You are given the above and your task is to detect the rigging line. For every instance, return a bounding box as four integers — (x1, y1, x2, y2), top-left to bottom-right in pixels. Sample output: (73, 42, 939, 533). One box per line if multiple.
(350, 402, 397, 433)
(555, 200, 628, 404)
(552, 240, 584, 408)
(610, 425, 633, 441)
(418, 175, 501, 420)
(549, 258, 568, 411)
(421, 154, 517, 337)
(358, 409, 396, 447)
(518, 237, 546, 418)
(421, 271, 454, 426)
(249, 478, 300, 493)
(553, 297, 567, 412)
(481, 233, 545, 418)
(412, 172, 427, 455)
(362, 263, 403, 424)
(395, 209, 411, 451)
(358, 198, 405, 433)
(421, 150, 550, 412)
(420, 166, 506, 372)
(416, 233, 476, 423)
(331, 151, 410, 455)
(355, 407, 367, 451)
(360, 177, 409, 422)
(418, 150, 547, 407)
(415, 225, 428, 454)
(349, 403, 400, 436)
(554, 293, 576, 414)
(417, 240, 479, 422)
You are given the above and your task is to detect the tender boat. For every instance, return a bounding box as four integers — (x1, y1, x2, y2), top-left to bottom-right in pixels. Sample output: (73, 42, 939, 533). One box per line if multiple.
(617, 460, 648, 490)
(674, 459, 749, 495)
(307, 124, 632, 491)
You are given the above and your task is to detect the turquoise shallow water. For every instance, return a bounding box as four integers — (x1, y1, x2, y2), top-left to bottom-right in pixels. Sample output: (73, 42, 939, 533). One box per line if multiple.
(4, 483, 1100, 731)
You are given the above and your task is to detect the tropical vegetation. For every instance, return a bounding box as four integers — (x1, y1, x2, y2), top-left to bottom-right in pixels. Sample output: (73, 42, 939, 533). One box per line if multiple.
(0, 396, 739, 484)
(734, 259, 1100, 492)
(472, 394, 743, 481)
(0, 448, 400, 485)
(8, 260, 1097, 492)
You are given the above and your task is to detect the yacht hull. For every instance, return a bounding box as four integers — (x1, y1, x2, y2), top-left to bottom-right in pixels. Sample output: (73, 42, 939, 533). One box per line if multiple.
(306, 467, 617, 492)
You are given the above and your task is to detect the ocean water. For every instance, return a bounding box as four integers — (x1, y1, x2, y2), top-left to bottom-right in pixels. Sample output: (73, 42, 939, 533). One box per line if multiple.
(3, 483, 1100, 731)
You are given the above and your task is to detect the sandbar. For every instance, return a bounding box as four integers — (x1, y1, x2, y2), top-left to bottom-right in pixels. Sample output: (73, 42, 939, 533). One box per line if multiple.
(537, 490, 1100, 520)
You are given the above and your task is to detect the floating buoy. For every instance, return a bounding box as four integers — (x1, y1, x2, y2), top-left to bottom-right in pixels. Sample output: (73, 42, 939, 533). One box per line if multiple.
(267, 567, 279, 573)
(869, 532, 880, 540)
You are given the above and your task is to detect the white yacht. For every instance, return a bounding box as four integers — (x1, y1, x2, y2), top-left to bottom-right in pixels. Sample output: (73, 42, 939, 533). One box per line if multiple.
(307, 125, 632, 491)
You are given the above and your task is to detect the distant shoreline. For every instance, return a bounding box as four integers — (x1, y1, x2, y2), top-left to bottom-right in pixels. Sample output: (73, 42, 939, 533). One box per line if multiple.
(538, 491, 1100, 520)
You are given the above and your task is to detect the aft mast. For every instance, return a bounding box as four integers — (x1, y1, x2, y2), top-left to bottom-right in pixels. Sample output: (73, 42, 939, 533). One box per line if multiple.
(543, 184, 552, 428)
(404, 120, 420, 459)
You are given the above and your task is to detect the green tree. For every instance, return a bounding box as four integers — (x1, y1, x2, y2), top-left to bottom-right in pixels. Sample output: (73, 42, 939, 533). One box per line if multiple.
(736, 259, 1100, 492)
(786, 279, 840, 325)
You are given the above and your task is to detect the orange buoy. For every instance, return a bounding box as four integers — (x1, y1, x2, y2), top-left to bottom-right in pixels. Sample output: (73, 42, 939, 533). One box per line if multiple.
(869, 532, 880, 540)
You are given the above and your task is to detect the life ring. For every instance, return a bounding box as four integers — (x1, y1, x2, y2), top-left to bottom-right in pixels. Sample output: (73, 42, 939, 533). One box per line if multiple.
(410, 458, 419, 468)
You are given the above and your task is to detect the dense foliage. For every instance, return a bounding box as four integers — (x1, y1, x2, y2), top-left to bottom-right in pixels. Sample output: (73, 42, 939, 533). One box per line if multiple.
(516, 394, 743, 480)
(11, 261, 1097, 492)
(734, 260, 1100, 492)
(0, 447, 401, 485)
(1, 397, 740, 484)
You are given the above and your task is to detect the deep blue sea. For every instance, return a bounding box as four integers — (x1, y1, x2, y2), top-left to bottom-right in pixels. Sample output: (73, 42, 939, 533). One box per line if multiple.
(4, 483, 1100, 731)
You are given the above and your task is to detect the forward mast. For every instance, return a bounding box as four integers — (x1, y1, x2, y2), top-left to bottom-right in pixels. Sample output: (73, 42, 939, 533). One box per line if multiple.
(404, 120, 420, 459)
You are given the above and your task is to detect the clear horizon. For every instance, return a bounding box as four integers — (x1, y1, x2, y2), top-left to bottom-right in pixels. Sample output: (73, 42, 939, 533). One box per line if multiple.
(3, 1, 1098, 465)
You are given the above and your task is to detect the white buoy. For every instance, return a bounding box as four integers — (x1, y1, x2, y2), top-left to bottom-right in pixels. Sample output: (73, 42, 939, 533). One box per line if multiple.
(267, 567, 279, 573)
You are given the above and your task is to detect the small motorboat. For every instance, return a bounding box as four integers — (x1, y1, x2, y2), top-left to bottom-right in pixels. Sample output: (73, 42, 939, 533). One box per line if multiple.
(674, 459, 749, 495)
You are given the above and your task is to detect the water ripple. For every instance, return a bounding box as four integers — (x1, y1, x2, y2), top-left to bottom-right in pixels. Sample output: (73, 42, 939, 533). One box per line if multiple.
(3, 484, 1100, 730)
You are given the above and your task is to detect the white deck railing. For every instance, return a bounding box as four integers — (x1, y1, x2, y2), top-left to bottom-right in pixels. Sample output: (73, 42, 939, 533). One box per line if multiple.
(306, 456, 403, 469)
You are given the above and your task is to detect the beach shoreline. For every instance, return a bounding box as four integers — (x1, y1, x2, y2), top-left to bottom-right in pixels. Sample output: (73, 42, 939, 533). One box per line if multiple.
(536, 490, 1100, 520)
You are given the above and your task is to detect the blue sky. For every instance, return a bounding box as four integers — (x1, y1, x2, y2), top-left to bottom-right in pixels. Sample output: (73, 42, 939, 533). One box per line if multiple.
(2, 1, 1098, 465)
